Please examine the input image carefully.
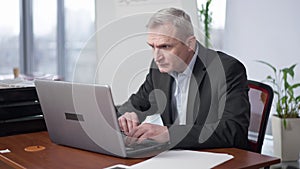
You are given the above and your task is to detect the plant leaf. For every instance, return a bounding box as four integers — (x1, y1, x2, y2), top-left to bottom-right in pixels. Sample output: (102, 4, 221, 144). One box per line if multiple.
(291, 83, 300, 90)
(266, 75, 275, 82)
(256, 60, 277, 74)
(257, 61, 299, 128)
(296, 96, 300, 102)
(287, 89, 294, 103)
(281, 96, 287, 104)
(276, 102, 283, 117)
(281, 69, 291, 89)
(273, 91, 280, 96)
(287, 64, 297, 78)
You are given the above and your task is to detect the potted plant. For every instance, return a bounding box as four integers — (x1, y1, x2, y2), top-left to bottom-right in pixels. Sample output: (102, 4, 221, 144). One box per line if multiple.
(259, 61, 300, 161)
(199, 0, 213, 48)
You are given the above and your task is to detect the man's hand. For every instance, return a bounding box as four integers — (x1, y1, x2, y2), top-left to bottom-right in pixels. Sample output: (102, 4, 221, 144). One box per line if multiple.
(126, 123, 170, 144)
(118, 112, 139, 135)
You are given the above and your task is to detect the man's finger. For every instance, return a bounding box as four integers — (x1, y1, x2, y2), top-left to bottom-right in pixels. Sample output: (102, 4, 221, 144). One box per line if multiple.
(120, 117, 129, 134)
(125, 135, 138, 145)
(118, 117, 124, 131)
(130, 125, 146, 139)
(127, 118, 133, 133)
(132, 119, 139, 128)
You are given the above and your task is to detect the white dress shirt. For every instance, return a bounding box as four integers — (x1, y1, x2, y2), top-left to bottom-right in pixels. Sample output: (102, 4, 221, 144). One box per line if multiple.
(142, 44, 199, 126)
(169, 44, 198, 125)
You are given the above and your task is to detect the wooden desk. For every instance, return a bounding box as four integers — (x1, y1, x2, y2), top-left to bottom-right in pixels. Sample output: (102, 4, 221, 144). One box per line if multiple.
(0, 132, 280, 169)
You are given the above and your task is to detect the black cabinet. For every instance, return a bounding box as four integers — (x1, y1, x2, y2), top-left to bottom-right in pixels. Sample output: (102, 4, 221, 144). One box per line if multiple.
(0, 87, 47, 136)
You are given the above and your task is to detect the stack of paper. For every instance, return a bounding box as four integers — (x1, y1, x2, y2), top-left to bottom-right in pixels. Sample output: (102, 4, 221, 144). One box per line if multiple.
(0, 79, 34, 89)
(130, 150, 233, 169)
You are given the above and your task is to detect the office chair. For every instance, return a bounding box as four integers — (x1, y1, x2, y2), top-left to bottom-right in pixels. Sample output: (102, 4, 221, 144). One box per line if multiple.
(247, 80, 274, 153)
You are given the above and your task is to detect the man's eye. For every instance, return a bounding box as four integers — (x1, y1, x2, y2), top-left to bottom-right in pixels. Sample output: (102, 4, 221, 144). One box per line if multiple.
(161, 45, 171, 49)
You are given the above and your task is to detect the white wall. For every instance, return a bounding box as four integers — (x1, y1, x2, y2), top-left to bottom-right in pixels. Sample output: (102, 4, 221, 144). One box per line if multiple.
(95, 0, 200, 105)
(223, 0, 300, 82)
(223, 0, 300, 134)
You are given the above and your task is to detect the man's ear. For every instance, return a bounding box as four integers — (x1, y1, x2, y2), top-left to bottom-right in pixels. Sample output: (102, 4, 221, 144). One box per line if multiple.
(186, 36, 196, 51)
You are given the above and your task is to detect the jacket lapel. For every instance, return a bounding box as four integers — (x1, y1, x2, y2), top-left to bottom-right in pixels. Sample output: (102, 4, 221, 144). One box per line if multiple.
(157, 42, 209, 125)
(186, 42, 208, 124)
(157, 74, 173, 125)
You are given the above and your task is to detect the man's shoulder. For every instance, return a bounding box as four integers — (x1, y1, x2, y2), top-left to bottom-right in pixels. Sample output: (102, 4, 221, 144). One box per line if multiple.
(199, 46, 246, 76)
(215, 50, 245, 69)
(197, 42, 244, 68)
(199, 45, 244, 70)
(216, 51, 239, 63)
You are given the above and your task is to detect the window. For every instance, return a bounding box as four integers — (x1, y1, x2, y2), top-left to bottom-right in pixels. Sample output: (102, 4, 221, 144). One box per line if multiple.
(197, 0, 227, 50)
(0, 0, 96, 82)
(197, 0, 227, 29)
(0, 0, 20, 75)
(64, 0, 96, 82)
(32, 0, 57, 75)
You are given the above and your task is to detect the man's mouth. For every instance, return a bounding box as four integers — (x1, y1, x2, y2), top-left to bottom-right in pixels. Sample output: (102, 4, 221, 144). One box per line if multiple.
(156, 62, 168, 67)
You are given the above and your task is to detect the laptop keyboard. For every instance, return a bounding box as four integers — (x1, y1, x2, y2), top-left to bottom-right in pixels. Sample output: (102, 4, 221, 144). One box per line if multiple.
(125, 139, 160, 151)
(121, 132, 160, 151)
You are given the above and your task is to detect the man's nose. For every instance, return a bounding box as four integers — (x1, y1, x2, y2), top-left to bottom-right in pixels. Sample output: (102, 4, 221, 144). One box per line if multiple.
(154, 48, 163, 62)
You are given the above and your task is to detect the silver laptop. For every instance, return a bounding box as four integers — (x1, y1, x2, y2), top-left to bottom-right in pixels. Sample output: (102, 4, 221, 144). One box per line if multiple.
(34, 80, 168, 158)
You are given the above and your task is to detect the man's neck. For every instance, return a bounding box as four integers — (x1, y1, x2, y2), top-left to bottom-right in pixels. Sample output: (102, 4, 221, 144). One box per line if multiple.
(180, 43, 198, 73)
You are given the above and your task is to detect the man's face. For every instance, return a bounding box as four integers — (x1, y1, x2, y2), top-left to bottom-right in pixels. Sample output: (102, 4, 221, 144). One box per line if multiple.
(147, 24, 195, 73)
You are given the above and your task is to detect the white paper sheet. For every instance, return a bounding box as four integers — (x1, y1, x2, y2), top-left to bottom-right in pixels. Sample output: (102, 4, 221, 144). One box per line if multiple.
(130, 150, 233, 169)
(0, 149, 11, 154)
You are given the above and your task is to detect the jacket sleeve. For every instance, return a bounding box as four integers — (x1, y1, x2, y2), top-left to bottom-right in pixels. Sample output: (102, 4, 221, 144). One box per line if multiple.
(117, 61, 158, 122)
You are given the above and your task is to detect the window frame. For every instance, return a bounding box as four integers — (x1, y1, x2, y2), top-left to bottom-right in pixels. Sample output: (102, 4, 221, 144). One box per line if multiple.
(20, 0, 65, 78)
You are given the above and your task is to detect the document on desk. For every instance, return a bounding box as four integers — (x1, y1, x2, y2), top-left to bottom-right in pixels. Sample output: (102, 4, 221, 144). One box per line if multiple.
(130, 150, 233, 169)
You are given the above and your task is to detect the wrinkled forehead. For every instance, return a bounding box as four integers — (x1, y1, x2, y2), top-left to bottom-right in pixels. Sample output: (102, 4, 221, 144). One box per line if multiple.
(147, 24, 183, 43)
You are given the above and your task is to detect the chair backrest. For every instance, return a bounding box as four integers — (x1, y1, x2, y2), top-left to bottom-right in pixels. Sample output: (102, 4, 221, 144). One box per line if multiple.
(247, 80, 274, 153)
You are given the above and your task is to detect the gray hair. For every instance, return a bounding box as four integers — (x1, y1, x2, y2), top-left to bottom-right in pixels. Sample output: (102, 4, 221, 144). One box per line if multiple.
(146, 8, 194, 41)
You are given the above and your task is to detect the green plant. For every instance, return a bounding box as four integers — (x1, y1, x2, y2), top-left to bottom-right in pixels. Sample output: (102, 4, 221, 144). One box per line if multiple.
(199, 0, 213, 48)
(258, 61, 300, 127)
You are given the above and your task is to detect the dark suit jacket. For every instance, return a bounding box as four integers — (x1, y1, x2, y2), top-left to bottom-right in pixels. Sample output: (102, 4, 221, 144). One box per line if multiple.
(118, 42, 250, 150)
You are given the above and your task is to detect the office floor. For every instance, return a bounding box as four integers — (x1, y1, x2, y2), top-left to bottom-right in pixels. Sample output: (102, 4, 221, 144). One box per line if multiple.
(262, 135, 300, 169)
